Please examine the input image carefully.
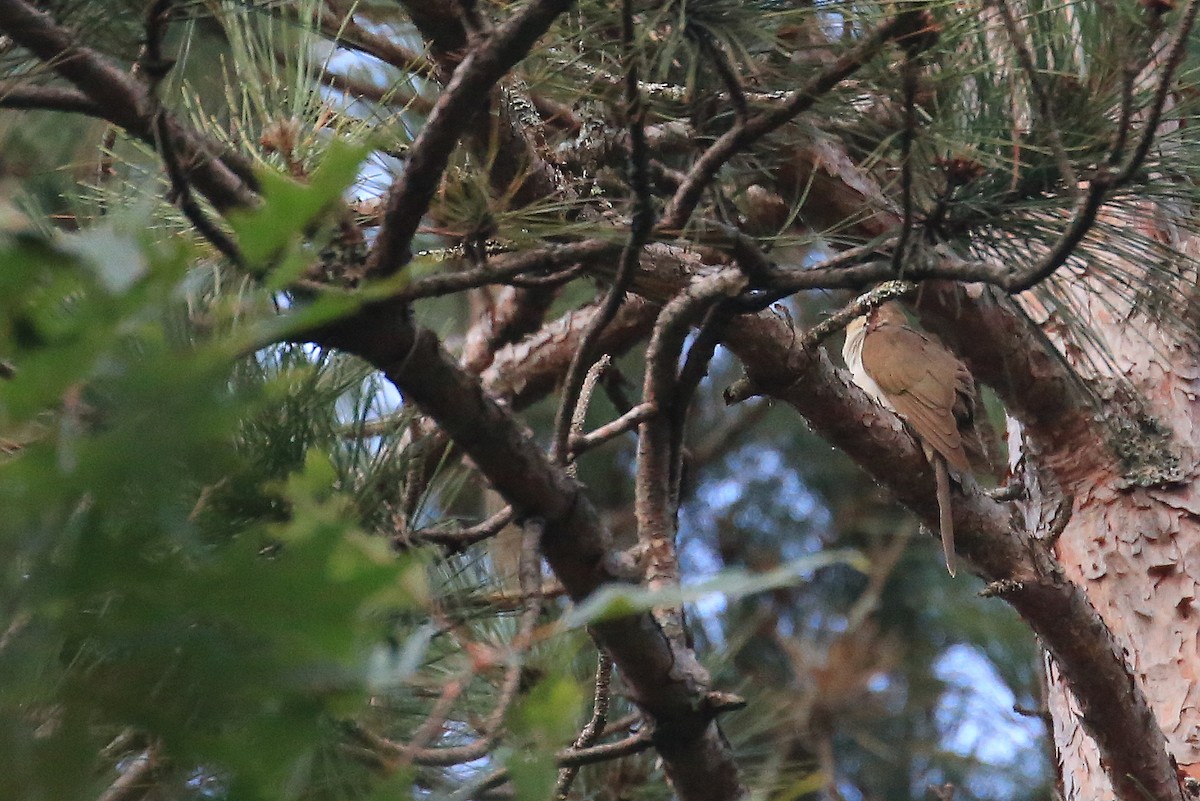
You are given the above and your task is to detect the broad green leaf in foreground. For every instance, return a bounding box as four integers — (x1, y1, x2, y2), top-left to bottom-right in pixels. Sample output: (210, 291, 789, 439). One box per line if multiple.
(227, 139, 371, 272)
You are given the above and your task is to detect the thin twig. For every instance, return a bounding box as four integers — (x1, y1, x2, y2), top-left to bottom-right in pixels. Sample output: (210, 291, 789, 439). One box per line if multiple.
(1107, 15, 1160, 165)
(798, 280, 917, 351)
(569, 401, 657, 455)
(1113, 0, 1198, 185)
(1004, 0, 1199, 292)
(403, 506, 515, 551)
(365, 0, 578, 275)
(669, 300, 734, 497)
(736, 238, 897, 308)
(0, 0, 257, 211)
(139, 0, 244, 265)
(636, 271, 746, 646)
(596, 711, 642, 740)
(555, 653, 615, 798)
(698, 34, 748, 123)
(659, 13, 921, 232)
(566, 355, 611, 477)
(467, 583, 568, 611)
(297, 240, 614, 301)
(357, 521, 544, 770)
(465, 729, 654, 799)
(307, 1, 434, 75)
(316, 67, 432, 113)
(504, 263, 585, 288)
(401, 676, 470, 757)
(399, 241, 620, 302)
(549, 0, 654, 464)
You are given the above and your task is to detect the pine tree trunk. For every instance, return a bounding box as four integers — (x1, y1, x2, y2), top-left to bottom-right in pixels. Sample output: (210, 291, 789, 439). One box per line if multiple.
(1016, 264, 1200, 798)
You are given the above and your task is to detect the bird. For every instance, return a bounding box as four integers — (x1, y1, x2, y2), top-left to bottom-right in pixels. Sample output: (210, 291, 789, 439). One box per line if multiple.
(842, 302, 979, 576)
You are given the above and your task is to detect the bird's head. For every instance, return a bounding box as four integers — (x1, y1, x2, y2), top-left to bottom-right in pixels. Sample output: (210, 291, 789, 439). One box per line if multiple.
(865, 301, 908, 332)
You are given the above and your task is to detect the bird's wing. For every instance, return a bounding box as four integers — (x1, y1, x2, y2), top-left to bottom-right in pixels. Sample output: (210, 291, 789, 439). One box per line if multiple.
(861, 324, 973, 473)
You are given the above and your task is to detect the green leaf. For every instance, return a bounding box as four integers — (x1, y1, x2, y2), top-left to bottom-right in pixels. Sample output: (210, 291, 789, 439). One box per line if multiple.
(561, 549, 867, 628)
(507, 750, 559, 801)
(513, 674, 585, 745)
(0, 223, 423, 800)
(505, 675, 585, 801)
(227, 139, 371, 269)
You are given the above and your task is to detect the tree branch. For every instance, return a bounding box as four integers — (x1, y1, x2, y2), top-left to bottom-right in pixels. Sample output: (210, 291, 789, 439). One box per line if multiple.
(308, 2, 434, 75)
(96, 746, 158, 801)
(0, 82, 100, 115)
(317, 68, 432, 114)
(311, 301, 746, 801)
(468, 728, 654, 798)
(570, 402, 657, 456)
(0, 0, 257, 211)
(139, 0, 243, 265)
(636, 271, 746, 649)
(723, 310, 1183, 801)
(365, 0, 577, 276)
(404, 505, 515, 551)
(482, 294, 658, 410)
(551, 0, 653, 464)
(555, 652, 615, 798)
(658, 13, 926, 233)
(394, 240, 620, 302)
(1002, 0, 1200, 293)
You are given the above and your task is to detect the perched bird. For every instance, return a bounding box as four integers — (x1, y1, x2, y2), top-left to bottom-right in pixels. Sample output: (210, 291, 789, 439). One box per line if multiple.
(842, 302, 978, 576)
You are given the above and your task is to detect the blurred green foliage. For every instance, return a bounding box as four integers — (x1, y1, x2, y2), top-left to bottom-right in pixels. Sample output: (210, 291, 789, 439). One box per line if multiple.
(0, 206, 422, 800)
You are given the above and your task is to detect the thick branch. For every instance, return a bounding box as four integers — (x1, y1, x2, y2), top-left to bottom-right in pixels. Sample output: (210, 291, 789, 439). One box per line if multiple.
(398, 0, 469, 64)
(366, 0, 576, 276)
(0, 0, 257, 211)
(0, 82, 101, 115)
(636, 272, 745, 648)
(723, 311, 1182, 801)
(386, 1, 575, 361)
(482, 294, 658, 409)
(313, 301, 745, 801)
